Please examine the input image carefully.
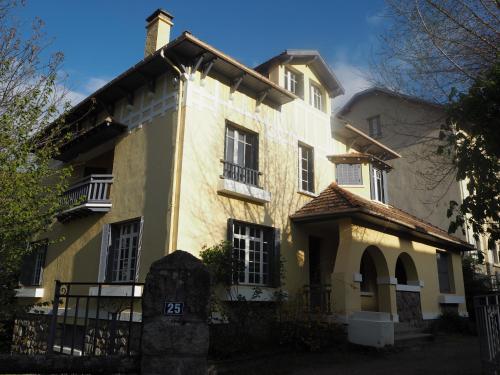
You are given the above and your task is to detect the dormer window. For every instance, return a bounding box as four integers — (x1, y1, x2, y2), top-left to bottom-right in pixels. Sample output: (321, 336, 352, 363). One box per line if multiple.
(284, 69, 297, 94)
(368, 115, 382, 138)
(336, 164, 362, 185)
(310, 83, 323, 111)
(370, 166, 388, 203)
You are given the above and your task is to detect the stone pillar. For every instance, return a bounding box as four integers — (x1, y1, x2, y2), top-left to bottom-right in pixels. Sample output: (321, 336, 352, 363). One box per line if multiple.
(141, 250, 210, 375)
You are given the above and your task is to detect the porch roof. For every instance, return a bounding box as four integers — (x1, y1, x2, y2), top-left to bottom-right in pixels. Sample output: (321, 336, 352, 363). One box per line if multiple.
(290, 183, 473, 251)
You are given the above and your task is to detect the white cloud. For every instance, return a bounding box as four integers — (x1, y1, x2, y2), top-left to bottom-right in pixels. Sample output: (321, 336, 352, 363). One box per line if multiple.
(366, 10, 385, 26)
(331, 62, 373, 113)
(85, 77, 109, 93)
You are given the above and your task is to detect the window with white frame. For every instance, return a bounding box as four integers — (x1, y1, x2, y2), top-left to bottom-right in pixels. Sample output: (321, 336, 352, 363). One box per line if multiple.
(310, 83, 323, 111)
(108, 220, 142, 282)
(284, 68, 298, 94)
(436, 251, 453, 293)
(230, 221, 278, 286)
(19, 241, 47, 287)
(224, 124, 259, 186)
(336, 163, 362, 185)
(299, 144, 314, 193)
(368, 115, 382, 138)
(370, 166, 387, 203)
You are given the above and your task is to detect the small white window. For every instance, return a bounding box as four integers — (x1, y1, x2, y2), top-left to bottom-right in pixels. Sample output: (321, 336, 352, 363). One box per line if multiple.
(368, 116, 382, 138)
(284, 69, 298, 94)
(370, 166, 388, 204)
(299, 144, 314, 193)
(310, 84, 323, 111)
(336, 164, 362, 185)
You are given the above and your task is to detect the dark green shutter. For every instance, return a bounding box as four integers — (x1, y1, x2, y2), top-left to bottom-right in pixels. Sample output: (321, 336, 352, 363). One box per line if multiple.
(270, 228, 281, 287)
(227, 218, 235, 285)
(19, 248, 36, 286)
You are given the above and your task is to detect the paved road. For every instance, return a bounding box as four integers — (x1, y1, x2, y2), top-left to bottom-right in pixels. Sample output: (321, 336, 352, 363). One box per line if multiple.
(217, 335, 482, 375)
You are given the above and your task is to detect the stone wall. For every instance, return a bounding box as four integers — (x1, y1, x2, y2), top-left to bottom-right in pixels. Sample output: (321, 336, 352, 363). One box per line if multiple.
(396, 291, 423, 322)
(11, 314, 51, 355)
(84, 320, 141, 356)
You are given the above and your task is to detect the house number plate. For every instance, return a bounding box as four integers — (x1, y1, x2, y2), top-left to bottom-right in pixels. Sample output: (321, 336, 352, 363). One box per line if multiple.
(164, 301, 184, 316)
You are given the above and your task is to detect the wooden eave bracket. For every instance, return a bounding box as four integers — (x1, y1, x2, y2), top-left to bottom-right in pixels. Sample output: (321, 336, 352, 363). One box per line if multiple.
(257, 89, 270, 106)
(230, 74, 245, 94)
(201, 58, 216, 80)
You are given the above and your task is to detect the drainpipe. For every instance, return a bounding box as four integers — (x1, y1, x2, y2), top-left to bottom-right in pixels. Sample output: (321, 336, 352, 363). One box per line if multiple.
(160, 48, 187, 253)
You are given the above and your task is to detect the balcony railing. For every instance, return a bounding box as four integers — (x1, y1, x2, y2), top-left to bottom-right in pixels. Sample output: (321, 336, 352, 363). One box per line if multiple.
(303, 284, 332, 315)
(222, 160, 260, 187)
(57, 174, 113, 222)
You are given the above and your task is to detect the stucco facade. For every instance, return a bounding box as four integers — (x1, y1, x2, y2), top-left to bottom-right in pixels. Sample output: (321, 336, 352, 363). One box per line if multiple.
(17, 11, 469, 339)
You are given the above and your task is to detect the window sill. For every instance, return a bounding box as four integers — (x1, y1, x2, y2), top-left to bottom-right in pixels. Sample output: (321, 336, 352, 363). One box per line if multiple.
(396, 284, 421, 292)
(217, 285, 282, 302)
(338, 184, 364, 188)
(15, 287, 44, 298)
(88, 285, 143, 297)
(438, 294, 465, 304)
(217, 178, 271, 203)
(297, 190, 318, 198)
(360, 291, 375, 297)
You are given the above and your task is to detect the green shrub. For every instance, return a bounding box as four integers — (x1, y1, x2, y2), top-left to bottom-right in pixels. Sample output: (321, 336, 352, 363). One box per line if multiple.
(431, 311, 475, 335)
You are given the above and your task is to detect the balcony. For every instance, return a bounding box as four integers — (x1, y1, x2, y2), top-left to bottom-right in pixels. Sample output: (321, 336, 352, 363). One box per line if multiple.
(303, 284, 332, 315)
(57, 174, 113, 222)
(217, 160, 271, 203)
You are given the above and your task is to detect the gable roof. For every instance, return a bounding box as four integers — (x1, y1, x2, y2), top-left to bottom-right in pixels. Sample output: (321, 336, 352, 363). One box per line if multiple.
(338, 87, 443, 116)
(255, 50, 345, 97)
(291, 182, 471, 251)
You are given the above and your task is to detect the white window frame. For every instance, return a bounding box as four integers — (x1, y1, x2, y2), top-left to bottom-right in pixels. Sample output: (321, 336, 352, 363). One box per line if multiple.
(284, 68, 298, 94)
(298, 143, 314, 193)
(110, 219, 142, 282)
(368, 115, 382, 138)
(225, 125, 257, 170)
(232, 222, 270, 286)
(371, 166, 386, 203)
(310, 83, 323, 111)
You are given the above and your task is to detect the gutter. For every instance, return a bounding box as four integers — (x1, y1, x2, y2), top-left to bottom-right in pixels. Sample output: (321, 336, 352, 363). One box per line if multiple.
(160, 48, 186, 253)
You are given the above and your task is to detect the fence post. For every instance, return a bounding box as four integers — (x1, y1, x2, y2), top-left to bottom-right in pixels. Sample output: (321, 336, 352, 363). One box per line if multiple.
(141, 250, 210, 375)
(47, 280, 61, 354)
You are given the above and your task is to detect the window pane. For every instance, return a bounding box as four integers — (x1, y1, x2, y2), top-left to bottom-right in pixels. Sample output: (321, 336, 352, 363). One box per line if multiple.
(337, 164, 362, 185)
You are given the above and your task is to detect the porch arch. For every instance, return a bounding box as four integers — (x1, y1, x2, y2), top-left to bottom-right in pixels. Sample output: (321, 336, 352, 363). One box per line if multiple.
(359, 246, 391, 312)
(395, 252, 418, 285)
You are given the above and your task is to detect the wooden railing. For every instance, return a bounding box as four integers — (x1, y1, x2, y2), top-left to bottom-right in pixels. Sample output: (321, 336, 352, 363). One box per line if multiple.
(61, 174, 113, 209)
(303, 284, 332, 314)
(221, 160, 260, 187)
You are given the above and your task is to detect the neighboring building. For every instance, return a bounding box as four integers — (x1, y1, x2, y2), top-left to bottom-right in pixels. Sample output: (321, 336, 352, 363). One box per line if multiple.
(17, 10, 470, 344)
(337, 87, 499, 278)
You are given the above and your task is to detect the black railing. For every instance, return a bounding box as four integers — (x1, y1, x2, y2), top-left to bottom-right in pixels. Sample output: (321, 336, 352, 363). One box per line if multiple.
(222, 160, 260, 187)
(475, 294, 500, 374)
(303, 284, 332, 314)
(47, 281, 143, 357)
(60, 174, 113, 210)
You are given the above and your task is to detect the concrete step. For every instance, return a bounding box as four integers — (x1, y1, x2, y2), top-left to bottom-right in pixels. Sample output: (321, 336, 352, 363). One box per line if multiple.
(394, 332, 434, 347)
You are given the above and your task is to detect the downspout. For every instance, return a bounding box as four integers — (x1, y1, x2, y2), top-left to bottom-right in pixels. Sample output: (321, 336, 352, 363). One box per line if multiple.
(160, 48, 186, 253)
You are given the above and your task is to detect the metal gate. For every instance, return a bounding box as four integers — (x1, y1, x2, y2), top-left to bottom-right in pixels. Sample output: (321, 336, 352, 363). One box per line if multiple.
(47, 280, 144, 357)
(475, 294, 500, 374)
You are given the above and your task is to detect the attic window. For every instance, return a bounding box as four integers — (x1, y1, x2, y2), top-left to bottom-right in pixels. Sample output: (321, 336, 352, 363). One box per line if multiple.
(310, 83, 323, 111)
(368, 115, 382, 138)
(284, 68, 303, 97)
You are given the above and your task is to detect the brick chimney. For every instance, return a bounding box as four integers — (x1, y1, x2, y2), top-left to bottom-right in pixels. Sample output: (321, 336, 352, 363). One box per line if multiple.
(144, 9, 174, 57)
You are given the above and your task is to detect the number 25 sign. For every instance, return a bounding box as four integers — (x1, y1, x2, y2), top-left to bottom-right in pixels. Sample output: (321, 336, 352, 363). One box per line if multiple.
(164, 301, 184, 316)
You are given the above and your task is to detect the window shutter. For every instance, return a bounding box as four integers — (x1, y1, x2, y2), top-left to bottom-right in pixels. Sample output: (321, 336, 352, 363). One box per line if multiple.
(369, 164, 375, 200)
(19, 243, 36, 287)
(270, 228, 281, 288)
(135, 217, 145, 282)
(226, 218, 235, 285)
(382, 170, 389, 204)
(98, 224, 111, 282)
(35, 242, 48, 286)
(308, 149, 314, 192)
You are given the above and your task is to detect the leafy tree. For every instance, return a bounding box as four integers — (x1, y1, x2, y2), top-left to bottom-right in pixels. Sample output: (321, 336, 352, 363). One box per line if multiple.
(373, 0, 499, 247)
(0, 0, 70, 349)
(442, 62, 500, 248)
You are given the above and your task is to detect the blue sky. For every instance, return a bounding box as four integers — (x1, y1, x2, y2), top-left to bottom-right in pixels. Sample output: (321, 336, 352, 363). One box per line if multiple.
(16, 0, 387, 109)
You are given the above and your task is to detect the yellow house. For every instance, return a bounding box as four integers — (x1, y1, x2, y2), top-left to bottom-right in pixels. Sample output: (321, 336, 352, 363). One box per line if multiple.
(337, 88, 499, 279)
(17, 9, 471, 346)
